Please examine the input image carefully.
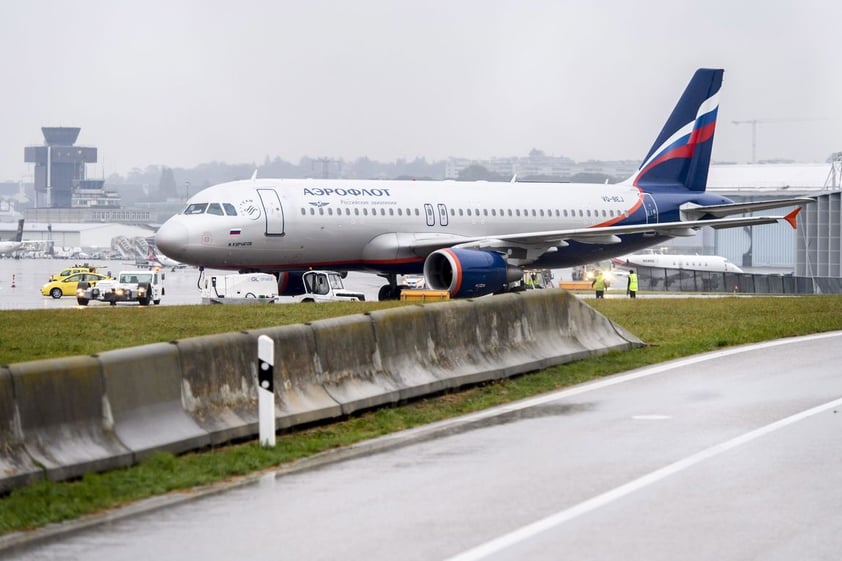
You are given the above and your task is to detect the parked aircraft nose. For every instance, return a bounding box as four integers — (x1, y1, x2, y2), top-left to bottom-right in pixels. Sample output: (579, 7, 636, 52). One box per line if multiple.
(155, 219, 189, 261)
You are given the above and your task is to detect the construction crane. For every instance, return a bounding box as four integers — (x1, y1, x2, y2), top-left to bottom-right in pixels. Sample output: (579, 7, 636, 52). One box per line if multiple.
(732, 118, 825, 163)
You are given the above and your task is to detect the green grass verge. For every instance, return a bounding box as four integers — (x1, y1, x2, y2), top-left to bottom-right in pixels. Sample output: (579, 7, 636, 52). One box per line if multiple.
(0, 301, 405, 365)
(2, 295, 841, 536)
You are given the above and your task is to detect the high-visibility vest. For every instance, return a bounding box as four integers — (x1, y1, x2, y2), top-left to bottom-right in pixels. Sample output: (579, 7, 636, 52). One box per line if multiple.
(594, 275, 606, 291)
(628, 273, 638, 292)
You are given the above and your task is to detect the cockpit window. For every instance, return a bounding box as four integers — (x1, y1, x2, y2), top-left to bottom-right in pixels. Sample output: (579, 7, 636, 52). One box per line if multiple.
(207, 203, 224, 216)
(184, 203, 208, 215)
(223, 203, 237, 216)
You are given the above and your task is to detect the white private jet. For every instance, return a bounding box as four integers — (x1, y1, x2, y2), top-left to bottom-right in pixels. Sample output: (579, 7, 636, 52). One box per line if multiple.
(612, 251, 745, 273)
(156, 68, 812, 300)
(0, 219, 25, 255)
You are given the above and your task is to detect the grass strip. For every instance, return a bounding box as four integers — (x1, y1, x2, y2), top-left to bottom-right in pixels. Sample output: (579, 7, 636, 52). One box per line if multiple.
(1, 295, 841, 535)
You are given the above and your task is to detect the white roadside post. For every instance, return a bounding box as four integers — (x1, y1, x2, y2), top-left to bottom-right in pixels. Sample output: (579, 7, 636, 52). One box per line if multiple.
(257, 335, 276, 447)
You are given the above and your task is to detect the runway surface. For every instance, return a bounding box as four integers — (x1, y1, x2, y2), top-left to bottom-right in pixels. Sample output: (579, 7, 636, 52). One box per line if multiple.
(0, 258, 387, 309)
(5, 331, 841, 560)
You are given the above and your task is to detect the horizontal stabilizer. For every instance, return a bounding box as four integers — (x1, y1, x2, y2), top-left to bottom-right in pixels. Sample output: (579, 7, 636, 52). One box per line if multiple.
(680, 197, 813, 220)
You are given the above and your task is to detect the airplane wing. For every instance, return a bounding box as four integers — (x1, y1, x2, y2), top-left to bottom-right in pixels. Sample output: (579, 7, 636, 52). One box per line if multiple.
(402, 208, 804, 264)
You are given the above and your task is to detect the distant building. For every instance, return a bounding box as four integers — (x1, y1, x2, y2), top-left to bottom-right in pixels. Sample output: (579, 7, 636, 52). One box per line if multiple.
(24, 127, 97, 208)
(445, 151, 637, 181)
(22, 127, 140, 223)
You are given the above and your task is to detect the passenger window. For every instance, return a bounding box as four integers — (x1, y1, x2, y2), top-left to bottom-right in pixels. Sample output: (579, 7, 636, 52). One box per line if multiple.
(223, 203, 237, 216)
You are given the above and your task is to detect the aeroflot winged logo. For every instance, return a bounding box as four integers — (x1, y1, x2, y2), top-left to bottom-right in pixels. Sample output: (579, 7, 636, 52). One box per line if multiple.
(309, 201, 330, 208)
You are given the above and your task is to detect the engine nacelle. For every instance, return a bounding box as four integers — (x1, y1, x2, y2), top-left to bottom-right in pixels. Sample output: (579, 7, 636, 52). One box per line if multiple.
(423, 248, 522, 298)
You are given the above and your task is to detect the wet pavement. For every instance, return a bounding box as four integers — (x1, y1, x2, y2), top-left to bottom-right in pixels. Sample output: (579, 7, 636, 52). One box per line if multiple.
(4, 331, 842, 560)
(0, 258, 386, 310)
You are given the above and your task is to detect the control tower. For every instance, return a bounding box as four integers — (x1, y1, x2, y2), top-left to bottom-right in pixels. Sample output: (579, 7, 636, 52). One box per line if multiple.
(24, 127, 97, 208)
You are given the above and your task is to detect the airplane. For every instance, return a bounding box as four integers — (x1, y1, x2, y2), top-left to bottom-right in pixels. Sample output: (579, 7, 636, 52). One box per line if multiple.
(135, 243, 186, 270)
(612, 251, 744, 273)
(0, 219, 25, 255)
(155, 68, 813, 301)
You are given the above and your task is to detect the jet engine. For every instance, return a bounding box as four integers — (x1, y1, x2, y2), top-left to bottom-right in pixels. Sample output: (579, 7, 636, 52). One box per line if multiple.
(423, 248, 522, 298)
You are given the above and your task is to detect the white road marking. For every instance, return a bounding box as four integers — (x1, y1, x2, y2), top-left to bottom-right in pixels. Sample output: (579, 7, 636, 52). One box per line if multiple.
(632, 414, 671, 420)
(441, 331, 842, 561)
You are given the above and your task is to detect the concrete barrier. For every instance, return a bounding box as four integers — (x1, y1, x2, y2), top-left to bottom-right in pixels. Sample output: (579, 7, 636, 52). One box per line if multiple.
(175, 331, 258, 445)
(0, 290, 643, 492)
(9, 356, 133, 482)
(309, 315, 402, 414)
(418, 298, 501, 388)
(566, 291, 640, 352)
(367, 305, 454, 400)
(0, 366, 42, 492)
(97, 343, 209, 460)
(247, 324, 343, 427)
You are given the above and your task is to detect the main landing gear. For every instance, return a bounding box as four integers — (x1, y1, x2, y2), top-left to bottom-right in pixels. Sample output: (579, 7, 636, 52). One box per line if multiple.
(377, 273, 407, 301)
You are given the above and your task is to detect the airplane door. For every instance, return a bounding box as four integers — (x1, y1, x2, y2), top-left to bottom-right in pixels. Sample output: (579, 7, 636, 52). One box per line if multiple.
(257, 188, 285, 236)
(424, 203, 435, 227)
(437, 204, 449, 226)
(643, 193, 659, 224)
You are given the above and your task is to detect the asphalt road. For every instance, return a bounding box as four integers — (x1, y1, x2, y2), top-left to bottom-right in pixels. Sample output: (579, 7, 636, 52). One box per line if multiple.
(5, 331, 841, 560)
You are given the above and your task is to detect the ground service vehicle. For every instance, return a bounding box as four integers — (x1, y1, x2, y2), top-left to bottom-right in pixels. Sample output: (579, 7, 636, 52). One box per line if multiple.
(48, 265, 103, 282)
(293, 271, 365, 303)
(41, 272, 113, 299)
(201, 273, 279, 304)
(76, 270, 165, 306)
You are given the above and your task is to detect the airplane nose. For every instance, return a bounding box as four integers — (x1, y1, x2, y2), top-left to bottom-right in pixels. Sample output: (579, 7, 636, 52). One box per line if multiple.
(155, 219, 189, 261)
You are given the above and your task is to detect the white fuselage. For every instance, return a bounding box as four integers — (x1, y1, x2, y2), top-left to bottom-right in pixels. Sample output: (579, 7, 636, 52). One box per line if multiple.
(156, 178, 654, 273)
(616, 252, 744, 273)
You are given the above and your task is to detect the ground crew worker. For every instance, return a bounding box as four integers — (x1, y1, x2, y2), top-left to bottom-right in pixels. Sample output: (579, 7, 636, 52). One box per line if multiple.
(524, 273, 535, 289)
(627, 270, 638, 298)
(592, 270, 606, 299)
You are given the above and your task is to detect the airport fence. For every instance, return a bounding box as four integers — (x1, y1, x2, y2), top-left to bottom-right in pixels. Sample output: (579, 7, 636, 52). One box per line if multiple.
(635, 267, 842, 295)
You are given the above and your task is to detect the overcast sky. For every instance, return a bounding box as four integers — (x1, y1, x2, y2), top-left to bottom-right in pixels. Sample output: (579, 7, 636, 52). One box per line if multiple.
(2, 0, 839, 180)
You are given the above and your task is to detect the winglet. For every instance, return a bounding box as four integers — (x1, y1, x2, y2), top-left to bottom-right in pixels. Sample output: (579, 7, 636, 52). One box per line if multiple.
(784, 207, 802, 229)
(251, 169, 258, 181)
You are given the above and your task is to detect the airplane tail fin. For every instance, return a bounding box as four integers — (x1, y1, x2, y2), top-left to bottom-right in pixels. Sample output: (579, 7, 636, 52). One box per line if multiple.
(14, 219, 24, 242)
(627, 68, 723, 193)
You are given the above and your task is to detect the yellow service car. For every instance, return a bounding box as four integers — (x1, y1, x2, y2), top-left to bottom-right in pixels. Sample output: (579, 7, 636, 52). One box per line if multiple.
(49, 266, 99, 282)
(41, 272, 113, 299)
